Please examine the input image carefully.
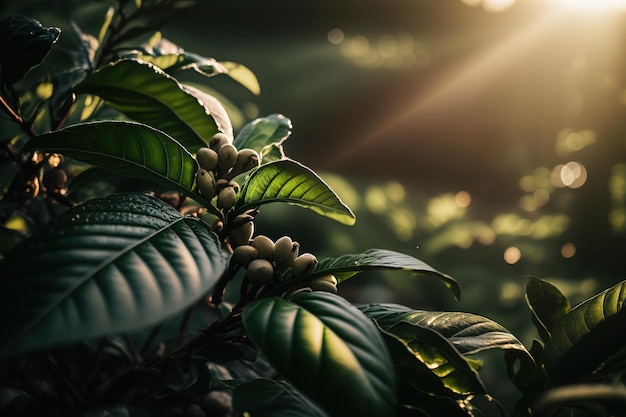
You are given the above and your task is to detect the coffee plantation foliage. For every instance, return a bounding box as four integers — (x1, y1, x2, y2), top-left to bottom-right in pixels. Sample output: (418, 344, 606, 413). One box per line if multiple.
(1, 2, 626, 416)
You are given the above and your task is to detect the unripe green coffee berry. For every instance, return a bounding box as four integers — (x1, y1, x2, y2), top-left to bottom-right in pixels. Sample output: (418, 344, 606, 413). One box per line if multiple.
(273, 236, 300, 271)
(196, 147, 219, 172)
(217, 144, 238, 172)
(251, 235, 275, 259)
(217, 186, 237, 211)
(310, 276, 338, 294)
(291, 253, 318, 277)
(210, 132, 230, 151)
(227, 148, 260, 179)
(247, 258, 275, 286)
(232, 244, 258, 267)
(228, 220, 254, 248)
(196, 169, 216, 199)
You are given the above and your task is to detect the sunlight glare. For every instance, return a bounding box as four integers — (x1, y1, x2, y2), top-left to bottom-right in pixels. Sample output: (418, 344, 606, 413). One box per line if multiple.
(550, 0, 626, 12)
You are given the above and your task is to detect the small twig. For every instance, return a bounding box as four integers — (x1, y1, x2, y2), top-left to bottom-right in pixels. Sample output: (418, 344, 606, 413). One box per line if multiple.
(43, 354, 84, 408)
(140, 324, 163, 359)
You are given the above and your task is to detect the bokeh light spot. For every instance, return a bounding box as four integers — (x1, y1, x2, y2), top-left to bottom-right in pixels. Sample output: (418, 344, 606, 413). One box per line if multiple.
(327, 28, 344, 44)
(561, 242, 576, 258)
(365, 186, 388, 214)
(385, 181, 406, 202)
(504, 246, 521, 264)
(551, 162, 587, 189)
(455, 191, 472, 208)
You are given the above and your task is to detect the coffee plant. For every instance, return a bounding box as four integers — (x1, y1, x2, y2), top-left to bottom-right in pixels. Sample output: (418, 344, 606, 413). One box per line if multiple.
(1, 2, 626, 416)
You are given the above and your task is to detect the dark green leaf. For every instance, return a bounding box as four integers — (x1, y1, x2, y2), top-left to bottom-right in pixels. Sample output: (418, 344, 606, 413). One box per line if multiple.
(75, 59, 219, 152)
(359, 304, 528, 355)
(288, 249, 460, 301)
(233, 378, 329, 417)
(0, 15, 60, 84)
(242, 292, 395, 417)
(542, 279, 626, 384)
(236, 159, 355, 225)
(233, 114, 292, 162)
(386, 331, 466, 399)
(23, 120, 219, 216)
(525, 277, 571, 342)
(378, 318, 486, 395)
(0, 192, 229, 358)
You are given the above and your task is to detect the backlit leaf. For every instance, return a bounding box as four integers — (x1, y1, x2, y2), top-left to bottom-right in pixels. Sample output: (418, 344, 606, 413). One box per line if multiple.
(358, 304, 486, 395)
(236, 159, 355, 225)
(23, 121, 220, 214)
(233, 114, 291, 162)
(76, 59, 218, 152)
(542, 279, 626, 384)
(242, 292, 395, 417)
(359, 303, 529, 355)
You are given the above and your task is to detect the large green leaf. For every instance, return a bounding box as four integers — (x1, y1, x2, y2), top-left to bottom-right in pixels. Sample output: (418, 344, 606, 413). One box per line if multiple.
(542, 279, 626, 384)
(75, 59, 218, 152)
(236, 159, 356, 225)
(358, 304, 486, 396)
(525, 277, 571, 343)
(0, 192, 229, 359)
(233, 378, 329, 417)
(233, 114, 292, 162)
(359, 303, 529, 356)
(281, 249, 459, 302)
(242, 292, 395, 417)
(23, 121, 220, 217)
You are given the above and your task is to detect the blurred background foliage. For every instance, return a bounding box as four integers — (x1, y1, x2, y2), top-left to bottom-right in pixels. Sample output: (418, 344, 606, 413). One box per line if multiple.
(2, 0, 626, 366)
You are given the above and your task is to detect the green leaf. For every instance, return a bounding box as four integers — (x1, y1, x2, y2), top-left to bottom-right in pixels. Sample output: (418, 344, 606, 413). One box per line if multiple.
(242, 292, 396, 417)
(233, 114, 291, 163)
(223, 61, 261, 95)
(23, 120, 220, 216)
(287, 249, 459, 301)
(236, 159, 355, 225)
(542, 279, 626, 384)
(358, 304, 486, 395)
(182, 84, 233, 139)
(359, 304, 528, 356)
(0, 15, 60, 85)
(75, 59, 219, 152)
(233, 378, 329, 417)
(525, 277, 571, 342)
(0, 192, 229, 359)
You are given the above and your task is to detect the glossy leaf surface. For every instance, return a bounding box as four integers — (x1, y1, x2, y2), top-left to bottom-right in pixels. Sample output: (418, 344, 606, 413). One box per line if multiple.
(242, 292, 395, 417)
(76, 59, 218, 152)
(542, 279, 626, 384)
(237, 159, 355, 225)
(0, 193, 229, 358)
(361, 304, 528, 355)
(358, 304, 486, 395)
(525, 277, 571, 342)
(233, 378, 329, 417)
(286, 249, 460, 301)
(25, 121, 199, 197)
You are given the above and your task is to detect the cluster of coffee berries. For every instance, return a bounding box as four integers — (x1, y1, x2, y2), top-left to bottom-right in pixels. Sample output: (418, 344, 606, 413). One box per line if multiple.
(230, 235, 338, 293)
(195, 132, 260, 212)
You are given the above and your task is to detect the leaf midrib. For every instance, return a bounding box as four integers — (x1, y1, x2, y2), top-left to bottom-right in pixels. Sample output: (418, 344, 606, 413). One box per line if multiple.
(13, 214, 189, 346)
